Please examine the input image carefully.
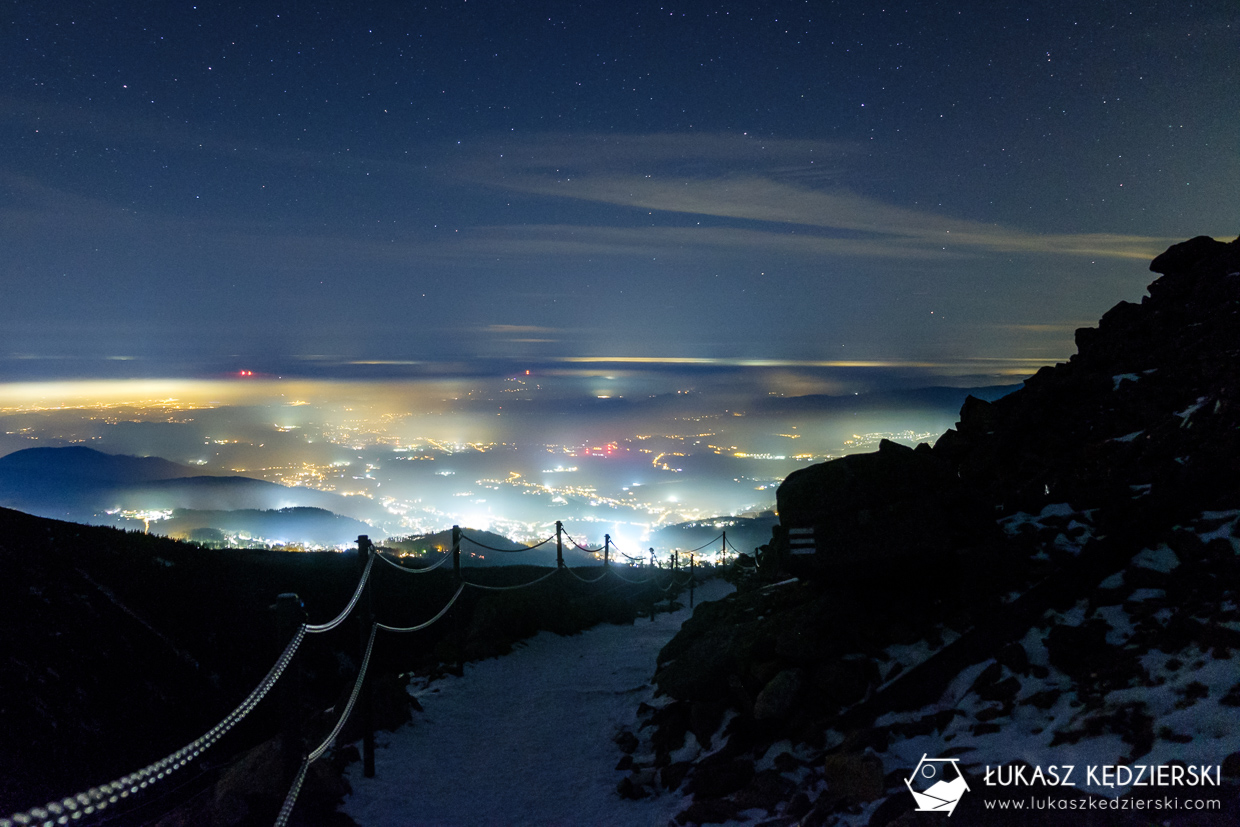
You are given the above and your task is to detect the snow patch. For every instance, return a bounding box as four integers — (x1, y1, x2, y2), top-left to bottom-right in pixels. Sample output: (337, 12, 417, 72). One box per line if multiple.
(341, 579, 735, 826)
(1131, 544, 1180, 573)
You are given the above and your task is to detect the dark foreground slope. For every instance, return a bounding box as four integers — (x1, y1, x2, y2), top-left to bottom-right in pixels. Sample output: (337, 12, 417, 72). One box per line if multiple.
(1, 505, 663, 825)
(621, 236, 1240, 826)
(0, 509, 379, 819)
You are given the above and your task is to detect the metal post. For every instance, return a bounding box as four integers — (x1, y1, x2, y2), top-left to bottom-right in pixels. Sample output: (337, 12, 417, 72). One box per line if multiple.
(721, 531, 727, 566)
(357, 536, 375, 778)
(452, 525, 461, 583)
(555, 521, 564, 568)
(649, 548, 656, 622)
(451, 525, 462, 674)
(275, 593, 306, 777)
(604, 534, 610, 569)
(690, 553, 695, 608)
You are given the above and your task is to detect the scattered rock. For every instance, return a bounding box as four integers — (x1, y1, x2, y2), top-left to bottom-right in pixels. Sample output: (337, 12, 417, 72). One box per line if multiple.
(753, 668, 805, 721)
(685, 756, 755, 799)
(822, 753, 885, 802)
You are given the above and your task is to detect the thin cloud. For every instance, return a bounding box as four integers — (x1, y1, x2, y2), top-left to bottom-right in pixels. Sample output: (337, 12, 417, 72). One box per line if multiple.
(460, 133, 1183, 261)
(481, 324, 560, 334)
(555, 355, 1058, 376)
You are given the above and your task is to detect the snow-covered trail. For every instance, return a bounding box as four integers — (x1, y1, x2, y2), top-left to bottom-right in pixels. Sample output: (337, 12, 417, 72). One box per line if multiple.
(341, 579, 734, 827)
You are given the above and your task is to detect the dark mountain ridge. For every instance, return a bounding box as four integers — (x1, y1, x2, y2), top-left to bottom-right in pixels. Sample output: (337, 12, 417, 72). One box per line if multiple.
(0, 445, 203, 483)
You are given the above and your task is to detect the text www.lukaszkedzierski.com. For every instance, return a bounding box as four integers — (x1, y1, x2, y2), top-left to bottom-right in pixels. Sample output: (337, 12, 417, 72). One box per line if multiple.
(984, 797, 1221, 812)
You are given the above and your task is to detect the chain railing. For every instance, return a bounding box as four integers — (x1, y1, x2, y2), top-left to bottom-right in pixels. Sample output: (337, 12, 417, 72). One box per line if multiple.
(6, 523, 732, 827)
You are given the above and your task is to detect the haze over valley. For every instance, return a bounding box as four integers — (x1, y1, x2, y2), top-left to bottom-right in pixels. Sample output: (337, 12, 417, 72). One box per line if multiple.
(0, 368, 1001, 555)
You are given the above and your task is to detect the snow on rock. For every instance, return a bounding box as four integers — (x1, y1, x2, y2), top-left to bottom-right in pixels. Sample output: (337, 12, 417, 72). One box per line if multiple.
(340, 579, 734, 826)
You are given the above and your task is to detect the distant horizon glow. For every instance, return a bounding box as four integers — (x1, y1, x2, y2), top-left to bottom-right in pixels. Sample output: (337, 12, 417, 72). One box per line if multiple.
(0, 366, 991, 549)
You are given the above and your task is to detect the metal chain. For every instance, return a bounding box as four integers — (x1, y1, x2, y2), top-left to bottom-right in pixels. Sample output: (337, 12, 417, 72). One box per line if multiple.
(375, 549, 451, 574)
(685, 533, 724, 553)
(273, 758, 309, 827)
(461, 567, 560, 591)
(3, 625, 306, 827)
(306, 553, 375, 634)
(606, 566, 656, 585)
(560, 530, 604, 553)
(458, 531, 556, 553)
(562, 566, 609, 584)
(375, 584, 466, 633)
(308, 624, 377, 762)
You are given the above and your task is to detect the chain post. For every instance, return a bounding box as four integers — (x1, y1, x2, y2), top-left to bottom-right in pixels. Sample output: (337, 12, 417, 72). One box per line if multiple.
(452, 525, 461, 584)
(555, 521, 564, 568)
(649, 548, 656, 622)
(357, 535, 375, 778)
(721, 531, 727, 565)
(451, 525, 462, 674)
(604, 534, 610, 569)
(690, 552, 696, 609)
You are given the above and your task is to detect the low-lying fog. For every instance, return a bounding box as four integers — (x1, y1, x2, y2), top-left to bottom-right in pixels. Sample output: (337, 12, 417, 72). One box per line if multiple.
(0, 366, 1015, 555)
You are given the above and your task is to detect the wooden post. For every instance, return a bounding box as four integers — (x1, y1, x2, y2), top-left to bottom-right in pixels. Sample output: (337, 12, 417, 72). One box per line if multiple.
(357, 536, 375, 778)
(555, 521, 564, 568)
(275, 593, 305, 776)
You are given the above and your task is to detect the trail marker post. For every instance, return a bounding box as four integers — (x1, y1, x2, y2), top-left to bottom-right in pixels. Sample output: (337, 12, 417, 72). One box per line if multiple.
(356, 535, 375, 778)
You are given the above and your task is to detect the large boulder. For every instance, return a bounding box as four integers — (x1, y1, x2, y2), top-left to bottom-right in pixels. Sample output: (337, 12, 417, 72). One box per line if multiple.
(774, 439, 996, 580)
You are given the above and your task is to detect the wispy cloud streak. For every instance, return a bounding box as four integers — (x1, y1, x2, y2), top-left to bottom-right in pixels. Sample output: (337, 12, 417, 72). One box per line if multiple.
(461, 133, 1181, 261)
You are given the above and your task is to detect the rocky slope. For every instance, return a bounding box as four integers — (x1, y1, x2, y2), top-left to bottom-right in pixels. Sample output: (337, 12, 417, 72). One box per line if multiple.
(615, 235, 1240, 825)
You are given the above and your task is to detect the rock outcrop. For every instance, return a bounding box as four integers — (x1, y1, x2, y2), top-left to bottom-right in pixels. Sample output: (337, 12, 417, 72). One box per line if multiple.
(619, 235, 1240, 825)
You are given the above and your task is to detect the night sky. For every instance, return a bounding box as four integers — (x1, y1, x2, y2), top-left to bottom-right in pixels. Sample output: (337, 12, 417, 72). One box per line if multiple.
(3, 1, 1237, 383)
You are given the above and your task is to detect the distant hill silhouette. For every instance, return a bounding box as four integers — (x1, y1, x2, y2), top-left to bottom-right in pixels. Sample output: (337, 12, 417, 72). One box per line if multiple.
(159, 506, 373, 547)
(750, 383, 1016, 413)
(0, 445, 201, 483)
(0, 446, 380, 545)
